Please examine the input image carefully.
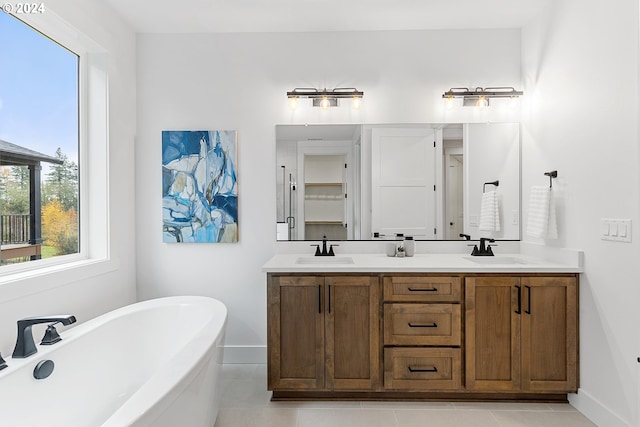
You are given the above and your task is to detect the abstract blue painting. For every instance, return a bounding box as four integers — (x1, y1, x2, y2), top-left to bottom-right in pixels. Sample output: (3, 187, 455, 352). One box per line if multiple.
(162, 130, 238, 243)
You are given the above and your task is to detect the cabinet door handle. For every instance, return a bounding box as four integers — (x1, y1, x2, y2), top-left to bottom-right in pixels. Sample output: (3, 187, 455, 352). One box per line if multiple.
(328, 285, 331, 313)
(525, 285, 531, 314)
(318, 285, 322, 314)
(408, 287, 438, 292)
(408, 366, 438, 373)
(515, 285, 522, 314)
(407, 322, 438, 328)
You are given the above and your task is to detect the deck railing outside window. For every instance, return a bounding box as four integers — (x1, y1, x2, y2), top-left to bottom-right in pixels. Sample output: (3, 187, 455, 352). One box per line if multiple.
(1, 214, 32, 245)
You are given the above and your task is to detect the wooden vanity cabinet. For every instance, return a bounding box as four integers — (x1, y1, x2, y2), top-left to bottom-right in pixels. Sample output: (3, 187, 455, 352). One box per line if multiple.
(267, 271, 578, 400)
(267, 274, 381, 392)
(465, 276, 578, 393)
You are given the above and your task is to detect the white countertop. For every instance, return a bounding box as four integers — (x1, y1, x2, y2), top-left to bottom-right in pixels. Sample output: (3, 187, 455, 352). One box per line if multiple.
(262, 252, 583, 274)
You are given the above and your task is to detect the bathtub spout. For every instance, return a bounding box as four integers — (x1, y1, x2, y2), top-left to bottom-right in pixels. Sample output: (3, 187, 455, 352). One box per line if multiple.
(12, 315, 77, 359)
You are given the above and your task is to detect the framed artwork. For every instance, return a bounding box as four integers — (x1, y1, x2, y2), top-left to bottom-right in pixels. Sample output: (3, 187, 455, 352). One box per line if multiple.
(162, 130, 238, 243)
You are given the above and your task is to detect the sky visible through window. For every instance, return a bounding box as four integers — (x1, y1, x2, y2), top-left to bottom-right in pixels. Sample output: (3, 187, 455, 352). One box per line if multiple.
(0, 11, 78, 170)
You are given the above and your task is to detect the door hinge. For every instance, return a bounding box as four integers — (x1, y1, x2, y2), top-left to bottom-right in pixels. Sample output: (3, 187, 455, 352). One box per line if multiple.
(344, 193, 347, 199)
(434, 228, 437, 235)
(433, 141, 436, 148)
(434, 185, 436, 191)
(345, 163, 347, 168)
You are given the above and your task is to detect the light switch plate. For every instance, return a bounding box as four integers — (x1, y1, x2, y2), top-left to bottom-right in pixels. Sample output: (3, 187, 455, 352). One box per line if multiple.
(601, 219, 632, 242)
(470, 215, 479, 227)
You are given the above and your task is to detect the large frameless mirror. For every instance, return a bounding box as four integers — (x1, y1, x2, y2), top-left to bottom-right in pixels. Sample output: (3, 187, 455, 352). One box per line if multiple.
(276, 123, 520, 241)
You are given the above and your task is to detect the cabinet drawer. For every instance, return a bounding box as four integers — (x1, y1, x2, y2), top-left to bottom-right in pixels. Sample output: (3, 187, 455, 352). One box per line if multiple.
(384, 303, 461, 346)
(384, 348, 462, 390)
(383, 276, 461, 302)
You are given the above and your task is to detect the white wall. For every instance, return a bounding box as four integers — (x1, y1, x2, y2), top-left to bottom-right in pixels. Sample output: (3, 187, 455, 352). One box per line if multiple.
(135, 29, 522, 361)
(0, 0, 137, 356)
(522, 1, 640, 425)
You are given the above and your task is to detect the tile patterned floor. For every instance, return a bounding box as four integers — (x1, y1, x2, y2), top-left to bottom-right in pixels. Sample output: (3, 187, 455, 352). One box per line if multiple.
(214, 364, 598, 427)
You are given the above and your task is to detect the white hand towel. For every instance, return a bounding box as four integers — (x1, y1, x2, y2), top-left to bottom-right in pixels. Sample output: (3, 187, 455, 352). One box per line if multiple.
(526, 186, 557, 239)
(479, 190, 501, 232)
(546, 189, 558, 239)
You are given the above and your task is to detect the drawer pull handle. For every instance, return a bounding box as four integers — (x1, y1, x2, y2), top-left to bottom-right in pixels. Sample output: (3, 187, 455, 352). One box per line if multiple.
(408, 287, 438, 292)
(408, 366, 438, 373)
(408, 322, 438, 328)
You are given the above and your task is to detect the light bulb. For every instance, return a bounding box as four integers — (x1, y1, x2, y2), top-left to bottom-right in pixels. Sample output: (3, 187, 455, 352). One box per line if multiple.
(288, 97, 298, 110)
(320, 96, 331, 110)
(476, 96, 488, 108)
(351, 97, 362, 110)
(445, 96, 454, 110)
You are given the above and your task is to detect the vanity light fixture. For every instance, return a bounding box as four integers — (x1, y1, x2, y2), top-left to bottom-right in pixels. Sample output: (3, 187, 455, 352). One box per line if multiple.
(287, 87, 364, 110)
(442, 87, 523, 107)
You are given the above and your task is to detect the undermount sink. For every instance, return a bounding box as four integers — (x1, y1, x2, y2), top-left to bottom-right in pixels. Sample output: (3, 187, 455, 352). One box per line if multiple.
(296, 256, 355, 265)
(463, 256, 527, 265)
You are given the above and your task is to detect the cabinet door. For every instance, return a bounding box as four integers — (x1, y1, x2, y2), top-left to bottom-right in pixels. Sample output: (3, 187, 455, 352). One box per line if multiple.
(268, 276, 325, 390)
(325, 276, 381, 390)
(465, 277, 521, 391)
(521, 277, 577, 391)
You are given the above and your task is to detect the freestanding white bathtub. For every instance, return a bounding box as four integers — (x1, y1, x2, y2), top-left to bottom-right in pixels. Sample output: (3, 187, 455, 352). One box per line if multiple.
(0, 296, 227, 427)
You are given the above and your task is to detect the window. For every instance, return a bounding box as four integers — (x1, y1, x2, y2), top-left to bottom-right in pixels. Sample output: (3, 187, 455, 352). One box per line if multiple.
(0, 12, 80, 267)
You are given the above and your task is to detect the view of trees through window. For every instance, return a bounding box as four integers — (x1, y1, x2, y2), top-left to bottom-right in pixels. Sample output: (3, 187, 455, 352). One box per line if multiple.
(0, 12, 80, 265)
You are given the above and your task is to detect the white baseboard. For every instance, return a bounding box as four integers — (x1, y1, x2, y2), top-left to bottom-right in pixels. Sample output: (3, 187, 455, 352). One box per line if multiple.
(570, 389, 633, 427)
(223, 345, 267, 364)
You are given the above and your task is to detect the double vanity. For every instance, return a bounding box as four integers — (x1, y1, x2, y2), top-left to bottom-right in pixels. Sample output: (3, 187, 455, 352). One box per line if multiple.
(262, 246, 581, 402)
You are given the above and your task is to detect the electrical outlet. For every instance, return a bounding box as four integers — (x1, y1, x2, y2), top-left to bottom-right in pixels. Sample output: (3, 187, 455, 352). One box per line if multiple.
(601, 219, 632, 242)
(511, 209, 519, 226)
(470, 215, 479, 227)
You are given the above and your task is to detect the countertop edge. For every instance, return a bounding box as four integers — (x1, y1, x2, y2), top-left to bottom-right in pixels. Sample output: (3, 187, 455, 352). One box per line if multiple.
(261, 253, 583, 274)
(263, 267, 582, 274)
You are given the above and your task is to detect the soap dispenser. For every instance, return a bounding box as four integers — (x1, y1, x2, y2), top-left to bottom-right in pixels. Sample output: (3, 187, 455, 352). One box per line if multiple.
(404, 236, 415, 257)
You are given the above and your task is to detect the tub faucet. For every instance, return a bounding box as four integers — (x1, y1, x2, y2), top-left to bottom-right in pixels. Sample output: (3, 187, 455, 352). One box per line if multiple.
(12, 315, 76, 358)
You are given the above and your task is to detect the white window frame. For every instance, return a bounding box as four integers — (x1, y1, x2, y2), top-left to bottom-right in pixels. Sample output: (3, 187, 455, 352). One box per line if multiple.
(0, 11, 112, 286)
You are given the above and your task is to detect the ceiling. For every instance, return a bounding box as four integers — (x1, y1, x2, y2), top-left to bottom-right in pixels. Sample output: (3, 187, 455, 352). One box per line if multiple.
(100, 0, 551, 34)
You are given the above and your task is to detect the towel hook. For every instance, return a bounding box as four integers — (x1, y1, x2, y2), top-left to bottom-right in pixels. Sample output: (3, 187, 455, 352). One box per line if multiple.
(544, 171, 558, 188)
(483, 180, 499, 193)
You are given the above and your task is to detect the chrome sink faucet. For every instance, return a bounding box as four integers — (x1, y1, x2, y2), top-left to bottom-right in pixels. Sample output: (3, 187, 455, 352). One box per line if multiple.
(470, 238, 496, 256)
(12, 315, 76, 358)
